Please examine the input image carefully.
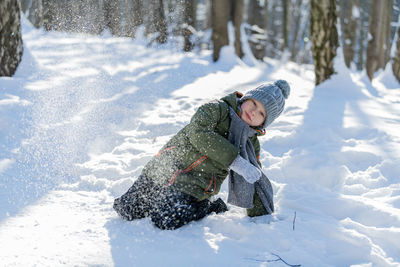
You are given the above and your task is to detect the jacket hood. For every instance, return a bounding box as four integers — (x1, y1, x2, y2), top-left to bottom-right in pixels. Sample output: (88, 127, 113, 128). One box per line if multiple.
(221, 92, 266, 136)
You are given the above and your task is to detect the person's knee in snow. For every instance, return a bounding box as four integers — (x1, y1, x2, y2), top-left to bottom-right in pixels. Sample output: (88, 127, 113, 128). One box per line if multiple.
(150, 201, 194, 230)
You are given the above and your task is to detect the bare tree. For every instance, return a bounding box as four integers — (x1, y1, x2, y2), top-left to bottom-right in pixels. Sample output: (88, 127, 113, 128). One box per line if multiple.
(20, 0, 30, 13)
(289, 0, 303, 61)
(247, 0, 267, 60)
(145, 0, 167, 44)
(123, 0, 144, 38)
(366, 0, 392, 80)
(383, 0, 393, 68)
(121, 0, 135, 37)
(204, 0, 212, 30)
(20, 0, 43, 29)
(384, 1, 393, 66)
(266, 1, 280, 58)
(42, 0, 56, 31)
(183, 0, 196, 51)
(133, 0, 144, 31)
(88, 1, 106, 35)
(340, 0, 359, 68)
(104, 0, 122, 36)
(290, 0, 312, 64)
(393, 27, 400, 82)
(211, 0, 229, 61)
(356, 0, 369, 70)
(310, 0, 339, 85)
(232, 0, 244, 58)
(282, 0, 289, 50)
(28, 0, 43, 29)
(154, 0, 167, 43)
(0, 0, 23, 77)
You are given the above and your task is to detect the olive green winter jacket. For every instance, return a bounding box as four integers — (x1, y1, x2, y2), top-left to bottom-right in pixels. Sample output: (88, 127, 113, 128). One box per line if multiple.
(142, 92, 265, 201)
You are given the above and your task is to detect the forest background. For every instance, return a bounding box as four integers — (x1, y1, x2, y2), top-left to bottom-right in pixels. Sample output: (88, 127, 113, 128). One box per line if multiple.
(2, 0, 400, 84)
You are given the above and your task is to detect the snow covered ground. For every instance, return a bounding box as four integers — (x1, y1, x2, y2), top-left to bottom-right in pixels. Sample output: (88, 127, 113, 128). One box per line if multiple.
(1, 18, 400, 266)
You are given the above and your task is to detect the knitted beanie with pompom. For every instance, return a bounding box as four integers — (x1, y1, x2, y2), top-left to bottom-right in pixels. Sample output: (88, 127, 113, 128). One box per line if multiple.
(239, 80, 290, 128)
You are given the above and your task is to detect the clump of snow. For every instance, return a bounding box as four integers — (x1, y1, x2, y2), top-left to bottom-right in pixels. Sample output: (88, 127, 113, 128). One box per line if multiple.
(0, 16, 399, 266)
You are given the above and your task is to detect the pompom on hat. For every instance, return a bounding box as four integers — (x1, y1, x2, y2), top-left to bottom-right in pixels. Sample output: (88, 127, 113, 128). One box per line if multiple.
(239, 80, 290, 128)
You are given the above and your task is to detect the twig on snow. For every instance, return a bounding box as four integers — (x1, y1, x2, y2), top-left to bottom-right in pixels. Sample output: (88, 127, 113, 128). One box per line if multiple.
(293, 211, 297, 231)
(270, 253, 301, 267)
(245, 253, 301, 267)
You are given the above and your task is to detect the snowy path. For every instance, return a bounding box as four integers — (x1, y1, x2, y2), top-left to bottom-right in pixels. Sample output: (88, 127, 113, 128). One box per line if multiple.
(1, 20, 400, 266)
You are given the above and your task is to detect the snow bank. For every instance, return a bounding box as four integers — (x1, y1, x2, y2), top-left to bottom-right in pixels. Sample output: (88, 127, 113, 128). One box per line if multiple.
(0, 16, 399, 266)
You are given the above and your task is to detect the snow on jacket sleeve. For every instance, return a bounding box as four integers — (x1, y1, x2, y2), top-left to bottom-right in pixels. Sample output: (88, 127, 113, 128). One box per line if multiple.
(185, 101, 239, 169)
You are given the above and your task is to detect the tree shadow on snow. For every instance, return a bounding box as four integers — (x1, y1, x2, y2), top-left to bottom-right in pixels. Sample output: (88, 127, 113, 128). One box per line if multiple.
(105, 218, 218, 266)
(0, 24, 242, 223)
(265, 66, 386, 187)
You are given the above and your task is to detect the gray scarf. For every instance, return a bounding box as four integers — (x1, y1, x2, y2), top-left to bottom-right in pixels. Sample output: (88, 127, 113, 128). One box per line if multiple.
(227, 107, 274, 214)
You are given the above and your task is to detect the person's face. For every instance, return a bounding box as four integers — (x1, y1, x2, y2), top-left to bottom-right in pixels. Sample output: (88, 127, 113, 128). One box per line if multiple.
(240, 99, 267, 127)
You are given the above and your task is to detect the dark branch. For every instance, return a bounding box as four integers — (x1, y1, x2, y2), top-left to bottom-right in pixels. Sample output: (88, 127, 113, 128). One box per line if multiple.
(244, 253, 301, 267)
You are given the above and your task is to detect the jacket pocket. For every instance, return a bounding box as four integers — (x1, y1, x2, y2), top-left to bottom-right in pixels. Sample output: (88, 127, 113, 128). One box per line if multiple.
(167, 155, 208, 186)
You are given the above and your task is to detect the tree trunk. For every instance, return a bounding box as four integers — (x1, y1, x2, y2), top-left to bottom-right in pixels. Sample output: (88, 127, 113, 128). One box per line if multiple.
(247, 0, 267, 60)
(121, 0, 135, 37)
(266, 1, 279, 58)
(290, 0, 303, 61)
(92, 0, 107, 35)
(366, 0, 391, 80)
(87, 0, 105, 35)
(340, 0, 358, 68)
(357, 0, 368, 70)
(27, 0, 43, 29)
(129, 0, 144, 37)
(104, 0, 121, 36)
(183, 0, 196, 51)
(145, 0, 167, 44)
(211, 0, 229, 61)
(204, 0, 212, 30)
(393, 27, 400, 82)
(232, 0, 244, 58)
(292, 0, 311, 64)
(21, 0, 43, 29)
(0, 0, 23, 77)
(383, 0, 392, 66)
(20, 0, 30, 13)
(154, 0, 167, 43)
(42, 0, 56, 31)
(310, 0, 339, 85)
(282, 0, 288, 50)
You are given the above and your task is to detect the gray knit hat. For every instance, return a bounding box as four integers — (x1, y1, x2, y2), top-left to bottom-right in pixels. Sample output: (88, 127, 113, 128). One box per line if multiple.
(239, 80, 290, 128)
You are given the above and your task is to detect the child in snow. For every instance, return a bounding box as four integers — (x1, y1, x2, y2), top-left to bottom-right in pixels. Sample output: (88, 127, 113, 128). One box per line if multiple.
(113, 80, 290, 230)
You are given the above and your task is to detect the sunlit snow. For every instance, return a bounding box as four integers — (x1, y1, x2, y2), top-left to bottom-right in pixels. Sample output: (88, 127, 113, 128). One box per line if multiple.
(1, 17, 400, 266)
